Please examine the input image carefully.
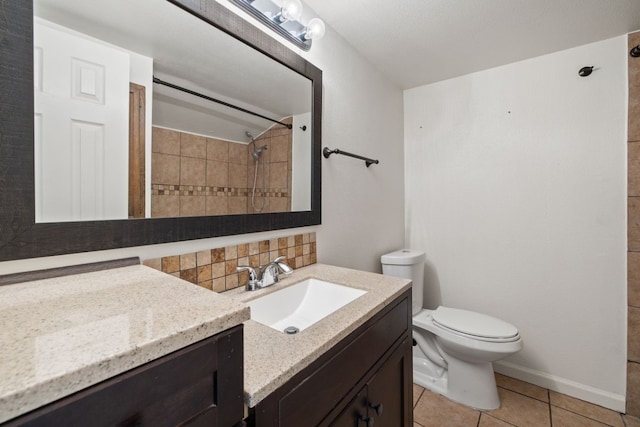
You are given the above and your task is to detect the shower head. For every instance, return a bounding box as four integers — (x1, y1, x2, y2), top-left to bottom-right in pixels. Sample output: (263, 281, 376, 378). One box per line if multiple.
(245, 131, 255, 142)
(252, 144, 268, 161)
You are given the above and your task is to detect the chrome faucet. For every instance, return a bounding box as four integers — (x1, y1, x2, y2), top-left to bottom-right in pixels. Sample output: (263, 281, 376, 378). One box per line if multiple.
(237, 256, 293, 291)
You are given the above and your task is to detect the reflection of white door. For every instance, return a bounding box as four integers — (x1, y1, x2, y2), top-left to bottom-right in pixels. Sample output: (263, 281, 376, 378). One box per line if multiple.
(34, 18, 129, 222)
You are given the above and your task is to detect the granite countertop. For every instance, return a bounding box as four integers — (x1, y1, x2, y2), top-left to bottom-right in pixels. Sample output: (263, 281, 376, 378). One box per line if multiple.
(223, 263, 412, 408)
(0, 265, 250, 424)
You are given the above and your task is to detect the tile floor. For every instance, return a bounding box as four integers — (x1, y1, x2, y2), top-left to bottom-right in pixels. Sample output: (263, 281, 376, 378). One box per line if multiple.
(413, 374, 640, 427)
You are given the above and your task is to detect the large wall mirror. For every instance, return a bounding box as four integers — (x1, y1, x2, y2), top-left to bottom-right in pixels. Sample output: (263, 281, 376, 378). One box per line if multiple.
(0, 0, 322, 261)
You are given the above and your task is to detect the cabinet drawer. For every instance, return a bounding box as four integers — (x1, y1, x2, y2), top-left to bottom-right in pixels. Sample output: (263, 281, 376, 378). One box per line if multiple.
(279, 297, 409, 427)
(5, 326, 243, 427)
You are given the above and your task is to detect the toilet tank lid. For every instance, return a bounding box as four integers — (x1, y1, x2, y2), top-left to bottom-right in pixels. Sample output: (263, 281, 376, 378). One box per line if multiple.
(380, 249, 426, 265)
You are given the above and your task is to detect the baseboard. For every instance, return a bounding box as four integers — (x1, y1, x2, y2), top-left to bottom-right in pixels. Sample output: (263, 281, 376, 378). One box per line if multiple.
(494, 361, 626, 412)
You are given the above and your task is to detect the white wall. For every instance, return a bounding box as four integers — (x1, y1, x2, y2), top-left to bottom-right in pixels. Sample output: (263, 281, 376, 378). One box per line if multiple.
(291, 112, 312, 211)
(404, 36, 627, 410)
(1, 1, 405, 275)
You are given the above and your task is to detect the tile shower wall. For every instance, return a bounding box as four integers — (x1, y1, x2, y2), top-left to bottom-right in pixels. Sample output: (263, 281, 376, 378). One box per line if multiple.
(628, 32, 640, 417)
(143, 232, 316, 292)
(151, 121, 292, 217)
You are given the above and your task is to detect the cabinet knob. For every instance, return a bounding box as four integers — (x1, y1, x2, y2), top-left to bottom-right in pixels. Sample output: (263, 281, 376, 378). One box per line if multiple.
(368, 402, 383, 416)
(358, 414, 374, 427)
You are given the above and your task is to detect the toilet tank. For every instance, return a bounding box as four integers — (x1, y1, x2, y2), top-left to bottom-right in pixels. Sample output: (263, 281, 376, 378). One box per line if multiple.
(380, 249, 426, 316)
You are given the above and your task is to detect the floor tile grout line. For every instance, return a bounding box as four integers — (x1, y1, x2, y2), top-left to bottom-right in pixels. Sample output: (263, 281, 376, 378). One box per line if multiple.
(496, 384, 550, 404)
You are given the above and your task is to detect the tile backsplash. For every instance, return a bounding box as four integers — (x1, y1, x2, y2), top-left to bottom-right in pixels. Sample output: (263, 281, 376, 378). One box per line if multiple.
(143, 232, 316, 292)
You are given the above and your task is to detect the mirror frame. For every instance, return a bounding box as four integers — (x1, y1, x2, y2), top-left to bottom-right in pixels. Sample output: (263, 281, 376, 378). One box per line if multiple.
(0, 0, 322, 262)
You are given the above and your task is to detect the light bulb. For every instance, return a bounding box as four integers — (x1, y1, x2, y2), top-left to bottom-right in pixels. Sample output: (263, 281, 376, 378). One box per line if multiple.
(304, 18, 325, 40)
(280, 0, 303, 21)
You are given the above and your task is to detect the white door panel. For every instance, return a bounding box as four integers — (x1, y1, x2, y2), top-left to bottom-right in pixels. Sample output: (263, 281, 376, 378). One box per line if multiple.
(34, 18, 129, 222)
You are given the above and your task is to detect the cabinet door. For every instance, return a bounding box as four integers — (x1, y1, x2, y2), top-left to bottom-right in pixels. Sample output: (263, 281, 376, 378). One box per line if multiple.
(330, 387, 369, 427)
(366, 337, 413, 427)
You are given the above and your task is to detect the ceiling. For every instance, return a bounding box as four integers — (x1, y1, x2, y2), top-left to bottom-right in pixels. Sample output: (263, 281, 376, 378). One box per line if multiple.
(303, 0, 640, 89)
(35, 0, 312, 142)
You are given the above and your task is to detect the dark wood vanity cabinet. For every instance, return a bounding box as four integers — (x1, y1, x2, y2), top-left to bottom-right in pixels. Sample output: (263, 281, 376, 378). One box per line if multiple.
(4, 326, 244, 427)
(248, 290, 413, 427)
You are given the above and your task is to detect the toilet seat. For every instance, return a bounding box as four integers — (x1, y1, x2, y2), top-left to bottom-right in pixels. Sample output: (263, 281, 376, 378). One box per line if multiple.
(431, 307, 520, 343)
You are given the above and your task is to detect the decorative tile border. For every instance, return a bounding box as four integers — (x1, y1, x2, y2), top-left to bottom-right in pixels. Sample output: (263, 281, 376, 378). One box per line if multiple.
(143, 232, 316, 292)
(151, 184, 290, 198)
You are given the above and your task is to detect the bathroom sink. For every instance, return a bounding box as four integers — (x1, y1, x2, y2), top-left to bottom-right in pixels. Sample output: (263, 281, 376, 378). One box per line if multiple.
(248, 279, 366, 333)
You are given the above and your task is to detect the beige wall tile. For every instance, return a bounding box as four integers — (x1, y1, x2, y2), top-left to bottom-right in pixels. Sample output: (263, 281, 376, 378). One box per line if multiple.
(228, 196, 248, 214)
(198, 280, 213, 291)
(268, 197, 288, 213)
(259, 240, 270, 253)
(206, 160, 229, 187)
(212, 277, 225, 293)
(631, 143, 640, 196)
(225, 273, 239, 290)
(161, 255, 180, 273)
(180, 195, 206, 216)
(211, 248, 225, 263)
(143, 258, 161, 270)
(269, 135, 289, 162)
(249, 254, 260, 268)
(630, 197, 640, 251)
(249, 242, 260, 256)
(207, 137, 229, 162)
(197, 265, 212, 283)
(230, 142, 248, 164)
(180, 268, 197, 284)
(631, 90, 640, 143)
(206, 195, 228, 216)
(238, 243, 249, 257)
(197, 250, 211, 266)
(151, 195, 180, 218)
(152, 127, 180, 155)
(270, 162, 288, 188)
(630, 33, 640, 86)
(180, 253, 196, 270)
(260, 252, 269, 266)
(212, 262, 225, 278)
(225, 245, 238, 259)
(628, 362, 640, 417)
(630, 252, 640, 308)
(225, 259, 238, 275)
(630, 307, 640, 363)
(152, 153, 180, 185)
(181, 133, 206, 158)
(278, 238, 287, 249)
(229, 163, 248, 188)
(180, 157, 206, 186)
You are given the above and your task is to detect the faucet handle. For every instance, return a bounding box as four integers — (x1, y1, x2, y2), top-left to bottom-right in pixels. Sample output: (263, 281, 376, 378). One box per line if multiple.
(237, 266, 259, 291)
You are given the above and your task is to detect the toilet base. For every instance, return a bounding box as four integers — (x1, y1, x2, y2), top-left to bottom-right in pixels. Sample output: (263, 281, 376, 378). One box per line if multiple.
(413, 354, 500, 410)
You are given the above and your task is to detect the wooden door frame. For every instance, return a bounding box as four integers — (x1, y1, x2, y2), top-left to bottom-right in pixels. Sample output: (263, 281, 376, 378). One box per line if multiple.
(129, 83, 146, 218)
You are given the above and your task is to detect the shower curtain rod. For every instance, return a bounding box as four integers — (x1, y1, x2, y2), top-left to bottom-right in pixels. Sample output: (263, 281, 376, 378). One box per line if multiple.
(152, 76, 293, 129)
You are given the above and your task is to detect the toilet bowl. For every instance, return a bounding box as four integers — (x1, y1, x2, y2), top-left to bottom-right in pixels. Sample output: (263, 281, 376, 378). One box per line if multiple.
(381, 249, 523, 410)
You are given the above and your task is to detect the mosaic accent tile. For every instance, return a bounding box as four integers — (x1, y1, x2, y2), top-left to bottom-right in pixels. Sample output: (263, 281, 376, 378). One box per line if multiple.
(144, 232, 317, 292)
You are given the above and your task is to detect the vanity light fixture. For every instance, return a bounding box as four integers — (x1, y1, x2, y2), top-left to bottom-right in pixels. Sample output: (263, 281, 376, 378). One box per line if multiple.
(229, 0, 326, 51)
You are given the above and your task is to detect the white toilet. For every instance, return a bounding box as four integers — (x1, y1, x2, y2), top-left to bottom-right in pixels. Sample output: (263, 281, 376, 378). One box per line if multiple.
(381, 249, 523, 410)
